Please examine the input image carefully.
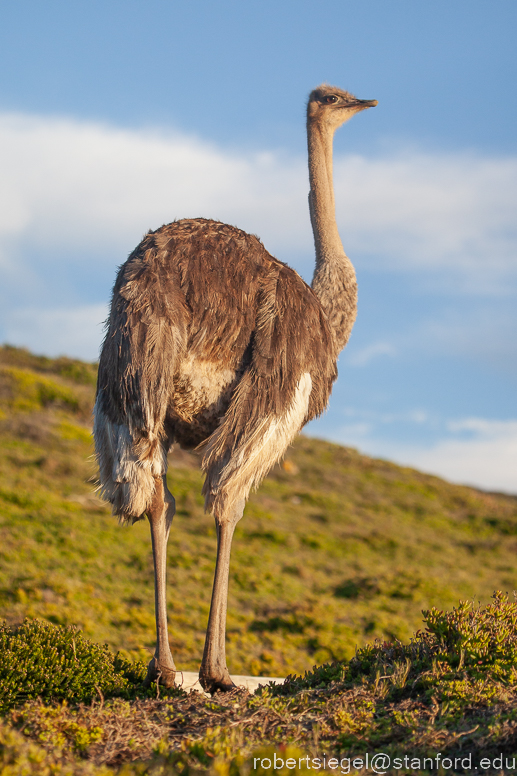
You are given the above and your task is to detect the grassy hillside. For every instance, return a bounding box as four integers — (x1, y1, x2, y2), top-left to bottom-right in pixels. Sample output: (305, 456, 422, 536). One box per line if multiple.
(2, 344, 517, 774)
(1, 343, 516, 682)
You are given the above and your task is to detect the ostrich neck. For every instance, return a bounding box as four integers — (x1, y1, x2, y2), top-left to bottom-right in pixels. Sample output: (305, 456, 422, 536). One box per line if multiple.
(308, 121, 357, 356)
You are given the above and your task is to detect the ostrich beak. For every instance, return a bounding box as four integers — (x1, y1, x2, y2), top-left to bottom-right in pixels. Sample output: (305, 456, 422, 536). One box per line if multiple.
(352, 98, 378, 110)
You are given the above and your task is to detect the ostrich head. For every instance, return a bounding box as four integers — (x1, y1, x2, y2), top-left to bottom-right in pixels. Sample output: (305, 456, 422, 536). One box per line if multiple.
(307, 84, 378, 130)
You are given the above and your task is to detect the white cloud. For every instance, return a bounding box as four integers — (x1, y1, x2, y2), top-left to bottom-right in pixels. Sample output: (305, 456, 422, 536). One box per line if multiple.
(403, 419, 517, 494)
(341, 407, 431, 425)
(335, 152, 517, 288)
(448, 418, 516, 435)
(346, 341, 397, 367)
(0, 112, 309, 275)
(0, 111, 516, 296)
(321, 415, 517, 495)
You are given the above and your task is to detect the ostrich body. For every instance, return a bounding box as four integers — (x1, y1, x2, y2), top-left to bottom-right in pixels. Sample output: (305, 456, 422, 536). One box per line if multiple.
(94, 85, 377, 693)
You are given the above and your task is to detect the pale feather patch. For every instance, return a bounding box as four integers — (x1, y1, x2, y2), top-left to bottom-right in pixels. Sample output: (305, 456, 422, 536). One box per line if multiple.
(173, 356, 237, 423)
(93, 397, 166, 520)
(204, 372, 312, 515)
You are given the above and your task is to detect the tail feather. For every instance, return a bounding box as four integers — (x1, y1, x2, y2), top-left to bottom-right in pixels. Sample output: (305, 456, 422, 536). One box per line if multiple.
(202, 372, 312, 516)
(94, 235, 188, 519)
(93, 399, 167, 521)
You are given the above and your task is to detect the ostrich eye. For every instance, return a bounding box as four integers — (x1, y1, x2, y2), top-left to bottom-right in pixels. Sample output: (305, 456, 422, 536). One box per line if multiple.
(324, 95, 338, 104)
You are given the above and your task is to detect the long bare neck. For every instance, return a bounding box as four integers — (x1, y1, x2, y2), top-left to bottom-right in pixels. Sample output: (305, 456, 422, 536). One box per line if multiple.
(308, 120, 357, 356)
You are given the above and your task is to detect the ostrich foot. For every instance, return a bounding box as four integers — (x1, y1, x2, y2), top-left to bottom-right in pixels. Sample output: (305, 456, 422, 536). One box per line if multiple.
(199, 667, 236, 694)
(144, 655, 176, 688)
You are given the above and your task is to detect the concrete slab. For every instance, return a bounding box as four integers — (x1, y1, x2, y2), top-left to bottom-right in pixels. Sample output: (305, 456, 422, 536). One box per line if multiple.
(174, 671, 285, 694)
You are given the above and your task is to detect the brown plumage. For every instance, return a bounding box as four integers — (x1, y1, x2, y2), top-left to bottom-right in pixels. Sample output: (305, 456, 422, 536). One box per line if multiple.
(94, 85, 377, 693)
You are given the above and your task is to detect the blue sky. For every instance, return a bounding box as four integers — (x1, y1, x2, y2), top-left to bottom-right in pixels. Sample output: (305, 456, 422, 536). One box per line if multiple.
(1, 0, 516, 492)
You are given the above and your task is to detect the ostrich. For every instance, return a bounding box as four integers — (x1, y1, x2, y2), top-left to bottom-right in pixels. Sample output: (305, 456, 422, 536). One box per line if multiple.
(94, 85, 377, 694)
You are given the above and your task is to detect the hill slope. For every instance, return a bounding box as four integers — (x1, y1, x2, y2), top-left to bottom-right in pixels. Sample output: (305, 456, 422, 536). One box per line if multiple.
(1, 344, 516, 679)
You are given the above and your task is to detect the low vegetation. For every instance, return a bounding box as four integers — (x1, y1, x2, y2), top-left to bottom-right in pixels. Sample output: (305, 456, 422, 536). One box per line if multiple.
(3, 595, 517, 774)
(1, 344, 517, 773)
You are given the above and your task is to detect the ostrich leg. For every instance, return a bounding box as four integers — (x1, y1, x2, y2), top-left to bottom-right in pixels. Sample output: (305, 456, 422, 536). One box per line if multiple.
(145, 475, 177, 687)
(199, 499, 245, 693)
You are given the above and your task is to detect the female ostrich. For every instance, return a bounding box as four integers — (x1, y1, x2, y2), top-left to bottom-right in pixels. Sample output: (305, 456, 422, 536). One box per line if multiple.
(94, 85, 377, 693)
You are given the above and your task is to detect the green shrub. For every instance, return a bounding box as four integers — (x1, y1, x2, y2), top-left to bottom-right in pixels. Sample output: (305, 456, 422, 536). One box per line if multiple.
(423, 590, 517, 677)
(0, 619, 145, 713)
(273, 592, 517, 699)
(349, 590, 517, 683)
